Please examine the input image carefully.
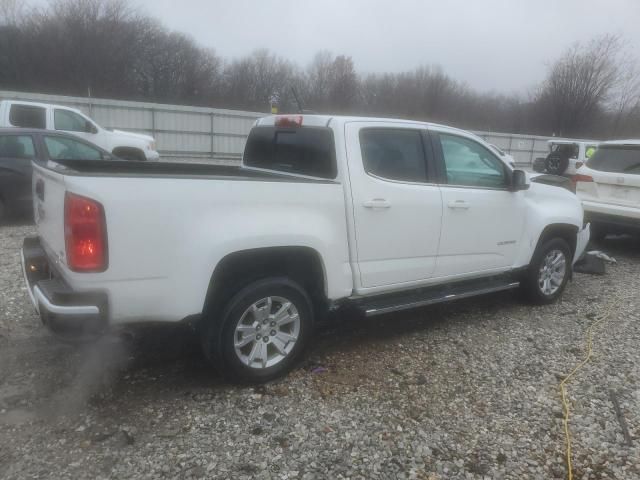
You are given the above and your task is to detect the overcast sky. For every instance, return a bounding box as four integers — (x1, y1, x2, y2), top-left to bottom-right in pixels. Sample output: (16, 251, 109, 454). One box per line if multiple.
(61, 0, 640, 95)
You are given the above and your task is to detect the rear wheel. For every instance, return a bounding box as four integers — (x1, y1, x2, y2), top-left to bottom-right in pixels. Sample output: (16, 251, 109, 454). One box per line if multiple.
(521, 238, 571, 304)
(202, 277, 313, 383)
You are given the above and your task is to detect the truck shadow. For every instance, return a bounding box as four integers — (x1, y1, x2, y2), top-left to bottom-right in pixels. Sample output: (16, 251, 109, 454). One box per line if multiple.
(10, 290, 520, 423)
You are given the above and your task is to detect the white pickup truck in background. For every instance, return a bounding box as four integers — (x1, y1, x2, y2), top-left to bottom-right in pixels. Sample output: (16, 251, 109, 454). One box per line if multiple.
(22, 114, 589, 382)
(0, 100, 159, 161)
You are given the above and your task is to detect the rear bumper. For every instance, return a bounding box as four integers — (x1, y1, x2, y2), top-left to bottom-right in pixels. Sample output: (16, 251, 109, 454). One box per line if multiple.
(583, 202, 640, 232)
(21, 236, 108, 339)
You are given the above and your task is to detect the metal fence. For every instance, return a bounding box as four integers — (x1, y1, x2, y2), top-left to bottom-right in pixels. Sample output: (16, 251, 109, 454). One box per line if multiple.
(0, 90, 262, 163)
(1, 90, 572, 166)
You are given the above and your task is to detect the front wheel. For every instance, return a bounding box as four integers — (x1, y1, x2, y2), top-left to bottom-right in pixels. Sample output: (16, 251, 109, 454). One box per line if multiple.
(202, 277, 314, 383)
(521, 238, 572, 304)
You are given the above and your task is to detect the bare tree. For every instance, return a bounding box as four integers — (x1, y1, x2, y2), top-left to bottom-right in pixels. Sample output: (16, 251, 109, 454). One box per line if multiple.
(609, 57, 640, 137)
(534, 34, 623, 136)
(0, 0, 25, 25)
(3, 3, 640, 137)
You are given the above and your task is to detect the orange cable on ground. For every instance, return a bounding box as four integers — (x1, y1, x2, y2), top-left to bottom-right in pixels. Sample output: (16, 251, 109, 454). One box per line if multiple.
(558, 297, 618, 480)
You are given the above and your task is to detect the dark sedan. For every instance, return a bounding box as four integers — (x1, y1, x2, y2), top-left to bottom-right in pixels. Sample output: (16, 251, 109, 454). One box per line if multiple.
(0, 128, 116, 221)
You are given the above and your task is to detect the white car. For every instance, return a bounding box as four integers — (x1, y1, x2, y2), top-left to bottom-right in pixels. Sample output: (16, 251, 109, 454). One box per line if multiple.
(536, 139, 599, 176)
(575, 139, 640, 240)
(0, 100, 159, 161)
(22, 114, 589, 382)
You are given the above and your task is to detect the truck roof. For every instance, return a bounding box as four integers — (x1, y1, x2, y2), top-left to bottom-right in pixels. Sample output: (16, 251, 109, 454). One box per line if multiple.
(547, 138, 599, 145)
(256, 114, 484, 140)
(600, 139, 640, 146)
(0, 99, 82, 113)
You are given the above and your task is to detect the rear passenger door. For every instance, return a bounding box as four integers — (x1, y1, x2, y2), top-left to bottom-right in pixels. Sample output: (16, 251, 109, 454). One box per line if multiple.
(345, 122, 443, 289)
(432, 131, 526, 277)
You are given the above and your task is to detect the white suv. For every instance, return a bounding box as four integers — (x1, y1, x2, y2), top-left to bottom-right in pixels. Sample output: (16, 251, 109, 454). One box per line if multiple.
(575, 140, 640, 240)
(537, 140, 599, 176)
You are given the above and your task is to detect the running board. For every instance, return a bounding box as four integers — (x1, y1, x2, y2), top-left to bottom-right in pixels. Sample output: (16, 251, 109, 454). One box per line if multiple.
(355, 277, 520, 317)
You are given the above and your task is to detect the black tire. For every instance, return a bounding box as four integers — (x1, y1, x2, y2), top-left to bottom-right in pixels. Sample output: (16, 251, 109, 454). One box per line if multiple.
(201, 277, 314, 383)
(521, 238, 572, 305)
(545, 152, 569, 175)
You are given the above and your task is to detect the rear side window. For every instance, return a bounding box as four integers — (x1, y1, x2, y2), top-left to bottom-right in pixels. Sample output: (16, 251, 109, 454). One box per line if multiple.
(360, 129, 427, 182)
(587, 146, 640, 174)
(0, 135, 36, 159)
(9, 104, 46, 129)
(244, 126, 337, 179)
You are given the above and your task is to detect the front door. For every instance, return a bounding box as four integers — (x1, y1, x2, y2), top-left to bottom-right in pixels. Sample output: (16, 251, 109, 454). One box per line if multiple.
(432, 131, 526, 277)
(345, 122, 443, 289)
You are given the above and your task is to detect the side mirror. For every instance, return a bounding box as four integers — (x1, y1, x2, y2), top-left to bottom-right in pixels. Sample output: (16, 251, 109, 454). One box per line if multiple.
(86, 121, 98, 134)
(511, 169, 529, 191)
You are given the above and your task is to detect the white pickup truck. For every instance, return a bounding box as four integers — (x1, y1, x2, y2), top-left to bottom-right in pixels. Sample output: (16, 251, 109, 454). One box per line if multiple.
(0, 100, 159, 161)
(22, 115, 589, 382)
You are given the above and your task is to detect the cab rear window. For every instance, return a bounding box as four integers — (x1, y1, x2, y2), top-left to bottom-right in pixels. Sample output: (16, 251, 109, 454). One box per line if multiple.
(9, 104, 46, 129)
(587, 145, 640, 174)
(243, 126, 337, 179)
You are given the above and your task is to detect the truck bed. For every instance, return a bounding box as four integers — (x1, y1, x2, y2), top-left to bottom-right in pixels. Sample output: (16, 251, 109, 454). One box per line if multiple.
(41, 159, 334, 183)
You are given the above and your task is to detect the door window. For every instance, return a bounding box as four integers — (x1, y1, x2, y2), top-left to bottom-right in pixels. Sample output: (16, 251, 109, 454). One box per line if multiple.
(54, 109, 92, 133)
(44, 135, 103, 161)
(439, 134, 507, 188)
(9, 104, 46, 129)
(0, 135, 36, 159)
(359, 129, 427, 182)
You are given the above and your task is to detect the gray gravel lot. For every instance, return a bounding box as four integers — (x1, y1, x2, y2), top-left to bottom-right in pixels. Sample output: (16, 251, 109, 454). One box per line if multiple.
(1, 221, 639, 480)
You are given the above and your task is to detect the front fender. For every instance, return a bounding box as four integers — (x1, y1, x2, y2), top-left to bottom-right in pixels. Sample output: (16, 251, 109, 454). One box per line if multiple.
(514, 183, 584, 267)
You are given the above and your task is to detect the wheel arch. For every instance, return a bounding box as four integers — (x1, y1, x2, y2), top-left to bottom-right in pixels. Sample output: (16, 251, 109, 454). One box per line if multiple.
(112, 146, 146, 161)
(202, 246, 328, 320)
(534, 223, 578, 259)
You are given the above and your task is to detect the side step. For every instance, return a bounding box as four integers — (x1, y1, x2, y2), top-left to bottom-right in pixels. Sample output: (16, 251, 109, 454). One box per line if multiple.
(354, 276, 520, 317)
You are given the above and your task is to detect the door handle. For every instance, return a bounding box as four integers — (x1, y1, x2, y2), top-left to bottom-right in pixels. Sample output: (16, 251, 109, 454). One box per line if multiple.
(447, 200, 470, 209)
(363, 199, 391, 209)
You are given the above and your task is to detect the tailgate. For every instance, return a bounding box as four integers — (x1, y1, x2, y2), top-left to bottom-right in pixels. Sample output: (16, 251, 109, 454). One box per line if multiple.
(590, 170, 640, 207)
(32, 162, 67, 262)
(578, 144, 640, 209)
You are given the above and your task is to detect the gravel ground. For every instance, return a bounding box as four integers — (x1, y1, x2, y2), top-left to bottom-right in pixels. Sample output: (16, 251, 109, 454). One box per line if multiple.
(1, 221, 639, 480)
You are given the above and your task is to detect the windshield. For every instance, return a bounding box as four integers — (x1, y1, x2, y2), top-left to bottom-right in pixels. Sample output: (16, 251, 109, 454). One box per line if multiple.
(587, 145, 640, 174)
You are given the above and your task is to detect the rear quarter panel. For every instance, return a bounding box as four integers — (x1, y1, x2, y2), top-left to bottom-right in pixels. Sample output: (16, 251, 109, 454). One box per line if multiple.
(59, 174, 353, 325)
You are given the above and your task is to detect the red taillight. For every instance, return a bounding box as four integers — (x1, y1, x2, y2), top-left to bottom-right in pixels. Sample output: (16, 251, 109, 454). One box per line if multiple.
(64, 192, 107, 272)
(574, 174, 594, 183)
(274, 115, 303, 128)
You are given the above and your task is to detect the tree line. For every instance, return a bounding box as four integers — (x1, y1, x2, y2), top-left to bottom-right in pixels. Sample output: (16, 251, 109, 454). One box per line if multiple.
(1, 0, 640, 138)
